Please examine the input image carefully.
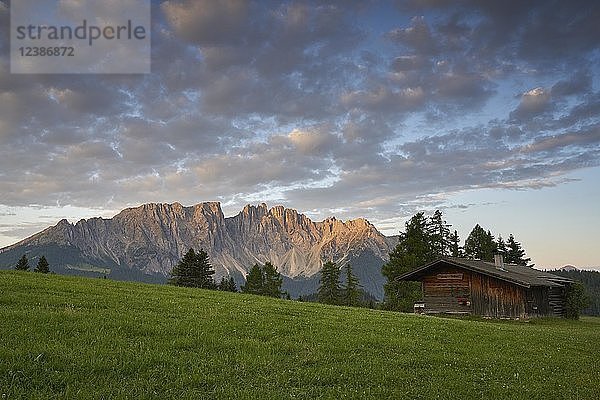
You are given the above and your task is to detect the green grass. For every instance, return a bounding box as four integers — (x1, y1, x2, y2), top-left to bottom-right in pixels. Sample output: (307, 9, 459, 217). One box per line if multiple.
(0, 271, 598, 399)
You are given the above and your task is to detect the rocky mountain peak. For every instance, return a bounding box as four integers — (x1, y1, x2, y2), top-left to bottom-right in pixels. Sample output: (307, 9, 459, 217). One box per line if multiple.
(346, 218, 375, 230)
(1, 201, 392, 298)
(240, 203, 269, 219)
(194, 202, 224, 219)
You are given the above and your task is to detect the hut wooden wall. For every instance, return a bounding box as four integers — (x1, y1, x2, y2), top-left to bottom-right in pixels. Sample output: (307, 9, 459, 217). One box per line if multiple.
(525, 287, 550, 317)
(471, 274, 527, 318)
(548, 287, 567, 317)
(421, 265, 472, 314)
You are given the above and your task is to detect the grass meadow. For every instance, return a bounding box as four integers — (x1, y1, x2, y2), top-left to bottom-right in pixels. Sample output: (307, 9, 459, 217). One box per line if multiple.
(0, 271, 598, 399)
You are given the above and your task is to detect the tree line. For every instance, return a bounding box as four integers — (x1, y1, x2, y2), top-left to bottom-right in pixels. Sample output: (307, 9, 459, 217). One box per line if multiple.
(168, 248, 290, 298)
(317, 261, 362, 306)
(168, 248, 370, 308)
(168, 248, 238, 292)
(14, 254, 51, 273)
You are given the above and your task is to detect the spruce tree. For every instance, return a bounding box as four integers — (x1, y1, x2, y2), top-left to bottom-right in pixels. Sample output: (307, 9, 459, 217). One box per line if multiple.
(262, 262, 283, 298)
(218, 276, 237, 292)
(428, 210, 452, 257)
(241, 264, 264, 295)
(484, 230, 496, 261)
(382, 212, 431, 311)
(15, 254, 29, 271)
(449, 230, 462, 257)
(341, 263, 361, 306)
(496, 235, 508, 257)
(505, 234, 532, 266)
(34, 256, 50, 273)
(463, 224, 496, 261)
(168, 248, 215, 288)
(318, 261, 341, 305)
(169, 248, 196, 287)
(194, 249, 216, 288)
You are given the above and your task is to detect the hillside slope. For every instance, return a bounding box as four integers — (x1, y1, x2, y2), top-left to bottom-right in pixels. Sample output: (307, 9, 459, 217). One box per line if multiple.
(0, 202, 393, 298)
(0, 271, 598, 399)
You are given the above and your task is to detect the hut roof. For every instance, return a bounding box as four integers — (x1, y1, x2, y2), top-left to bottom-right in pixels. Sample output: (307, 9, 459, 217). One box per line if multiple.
(398, 257, 573, 288)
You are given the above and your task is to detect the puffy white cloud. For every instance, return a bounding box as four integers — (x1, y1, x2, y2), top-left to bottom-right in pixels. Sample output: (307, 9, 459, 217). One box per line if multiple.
(287, 128, 339, 155)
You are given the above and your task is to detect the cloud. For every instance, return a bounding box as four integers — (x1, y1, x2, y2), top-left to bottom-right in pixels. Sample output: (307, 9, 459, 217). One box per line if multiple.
(391, 55, 428, 72)
(0, 222, 54, 241)
(551, 70, 592, 98)
(552, 93, 600, 129)
(521, 125, 600, 154)
(341, 86, 426, 114)
(435, 70, 495, 105)
(387, 16, 438, 55)
(287, 127, 339, 156)
(0, 0, 599, 237)
(161, 0, 251, 46)
(514, 1, 600, 65)
(510, 87, 552, 121)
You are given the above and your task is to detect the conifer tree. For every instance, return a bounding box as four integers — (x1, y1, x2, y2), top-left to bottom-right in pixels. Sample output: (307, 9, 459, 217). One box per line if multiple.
(194, 249, 216, 288)
(505, 234, 532, 266)
(240, 262, 283, 297)
(341, 263, 361, 306)
(449, 230, 462, 257)
(169, 248, 196, 287)
(463, 224, 496, 261)
(318, 261, 341, 305)
(34, 256, 50, 273)
(169, 248, 216, 288)
(241, 264, 264, 295)
(428, 210, 452, 257)
(262, 262, 283, 298)
(382, 212, 431, 311)
(484, 230, 496, 261)
(496, 235, 508, 257)
(15, 254, 29, 271)
(218, 276, 237, 292)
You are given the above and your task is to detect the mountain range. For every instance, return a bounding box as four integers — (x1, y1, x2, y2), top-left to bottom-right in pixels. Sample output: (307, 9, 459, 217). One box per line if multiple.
(0, 202, 396, 299)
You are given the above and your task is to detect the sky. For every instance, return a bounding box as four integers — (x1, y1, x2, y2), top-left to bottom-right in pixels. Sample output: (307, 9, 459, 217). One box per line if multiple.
(0, 0, 599, 269)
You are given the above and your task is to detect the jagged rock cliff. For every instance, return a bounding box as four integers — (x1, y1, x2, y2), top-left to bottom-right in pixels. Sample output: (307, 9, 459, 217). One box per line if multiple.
(0, 202, 394, 298)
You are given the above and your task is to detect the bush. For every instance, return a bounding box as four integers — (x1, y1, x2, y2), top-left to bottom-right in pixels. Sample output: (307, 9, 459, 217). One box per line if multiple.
(565, 282, 590, 319)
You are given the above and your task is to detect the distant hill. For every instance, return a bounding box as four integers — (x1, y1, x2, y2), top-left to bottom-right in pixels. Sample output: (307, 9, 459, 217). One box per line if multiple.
(0, 202, 393, 299)
(559, 265, 579, 272)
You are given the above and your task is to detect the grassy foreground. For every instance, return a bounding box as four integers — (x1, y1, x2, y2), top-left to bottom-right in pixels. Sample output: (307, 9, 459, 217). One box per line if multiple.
(0, 271, 598, 399)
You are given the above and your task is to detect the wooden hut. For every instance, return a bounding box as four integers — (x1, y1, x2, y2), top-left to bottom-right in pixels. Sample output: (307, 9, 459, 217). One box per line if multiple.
(397, 256, 573, 319)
